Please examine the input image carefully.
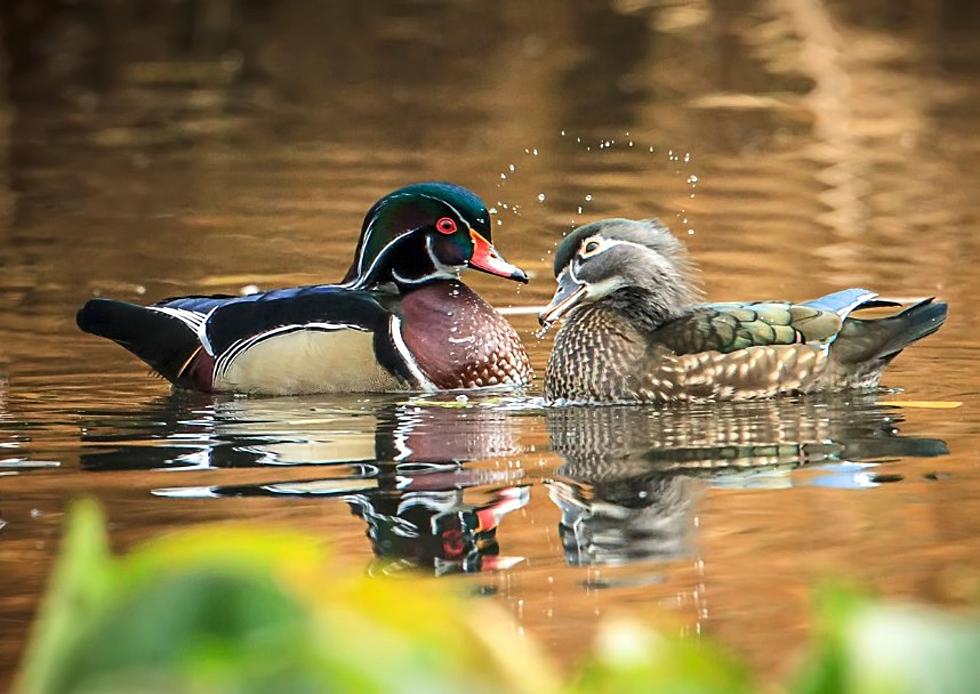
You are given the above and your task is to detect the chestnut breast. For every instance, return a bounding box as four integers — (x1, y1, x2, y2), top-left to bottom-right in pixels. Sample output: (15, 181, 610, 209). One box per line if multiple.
(398, 280, 532, 390)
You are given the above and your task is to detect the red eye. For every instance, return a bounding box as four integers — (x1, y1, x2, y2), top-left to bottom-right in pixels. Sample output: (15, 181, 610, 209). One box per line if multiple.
(435, 217, 457, 235)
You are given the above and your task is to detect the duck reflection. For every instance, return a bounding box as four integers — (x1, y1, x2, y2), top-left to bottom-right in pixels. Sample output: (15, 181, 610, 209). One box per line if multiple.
(79, 394, 530, 575)
(346, 483, 529, 577)
(547, 395, 948, 567)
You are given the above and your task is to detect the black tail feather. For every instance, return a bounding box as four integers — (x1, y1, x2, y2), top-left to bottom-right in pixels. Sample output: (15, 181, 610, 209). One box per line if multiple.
(834, 298, 948, 364)
(77, 299, 201, 383)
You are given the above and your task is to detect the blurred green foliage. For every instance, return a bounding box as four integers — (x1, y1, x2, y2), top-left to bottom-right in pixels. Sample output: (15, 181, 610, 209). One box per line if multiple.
(795, 586, 980, 694)
(14, 501, 980, 694)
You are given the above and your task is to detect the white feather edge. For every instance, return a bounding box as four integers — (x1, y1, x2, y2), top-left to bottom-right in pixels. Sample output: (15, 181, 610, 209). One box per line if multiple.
(389, 316, 437, 392)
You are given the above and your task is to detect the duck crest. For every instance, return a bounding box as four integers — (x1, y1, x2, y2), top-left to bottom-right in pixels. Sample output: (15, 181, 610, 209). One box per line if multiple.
(342, 182, 492, 287)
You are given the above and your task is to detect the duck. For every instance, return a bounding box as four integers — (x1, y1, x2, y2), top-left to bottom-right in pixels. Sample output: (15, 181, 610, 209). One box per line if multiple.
(77, 182, 534, 395)
(538, 218, 948, 404)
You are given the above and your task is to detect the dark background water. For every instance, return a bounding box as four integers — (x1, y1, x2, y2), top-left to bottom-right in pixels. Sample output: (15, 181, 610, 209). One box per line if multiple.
(2, 0, 980, 687)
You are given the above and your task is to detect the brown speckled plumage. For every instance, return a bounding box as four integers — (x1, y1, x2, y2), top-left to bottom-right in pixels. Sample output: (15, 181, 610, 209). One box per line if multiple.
(545, 304, 840, 402)
(542, 219, 947, 404)
(545, 305, 647, 402)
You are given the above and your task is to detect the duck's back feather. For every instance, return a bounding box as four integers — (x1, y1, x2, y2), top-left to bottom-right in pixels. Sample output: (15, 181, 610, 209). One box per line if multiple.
(649, 301, 843, 355)
(202, 286, 396, 358)
(154, 294, 237, 315)
(802, 288, 881, 315)
(203, 286, 415, 394)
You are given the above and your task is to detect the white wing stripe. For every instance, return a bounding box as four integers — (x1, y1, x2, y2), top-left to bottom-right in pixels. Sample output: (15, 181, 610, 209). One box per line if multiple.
(147, 306, 206, 331)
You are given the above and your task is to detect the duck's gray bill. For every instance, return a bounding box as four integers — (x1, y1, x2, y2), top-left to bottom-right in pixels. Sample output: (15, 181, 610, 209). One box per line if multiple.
(538, 274, 587, 326)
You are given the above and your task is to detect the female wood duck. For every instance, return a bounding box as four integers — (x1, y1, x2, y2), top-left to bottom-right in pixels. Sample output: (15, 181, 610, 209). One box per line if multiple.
(539, 218, 948, 404)
(77, 182, 533, 395)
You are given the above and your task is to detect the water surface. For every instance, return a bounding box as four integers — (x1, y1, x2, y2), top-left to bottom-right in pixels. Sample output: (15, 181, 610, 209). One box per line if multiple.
(2, 0, 980, 687)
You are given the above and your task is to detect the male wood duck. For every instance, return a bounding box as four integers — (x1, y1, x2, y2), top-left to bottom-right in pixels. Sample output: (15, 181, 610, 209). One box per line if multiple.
(77, 182, 533, 395)
(539, 218, 948, 403)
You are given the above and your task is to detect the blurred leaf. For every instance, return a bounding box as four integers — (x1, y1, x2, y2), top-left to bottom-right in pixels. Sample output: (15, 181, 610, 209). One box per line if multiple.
(316, 573, 560, 694)
(19, 504, 980, 694)
(120, 523, 325, 579)
(794, 587, 980, 694)
(569, 617, 753, 694)
(55, 569, 322, 694)
(15, 505, 560, 694)
(14, 500, 114, 694)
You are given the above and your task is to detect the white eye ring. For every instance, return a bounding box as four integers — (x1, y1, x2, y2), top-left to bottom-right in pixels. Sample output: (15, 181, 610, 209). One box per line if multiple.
(579, 237, 605, 258)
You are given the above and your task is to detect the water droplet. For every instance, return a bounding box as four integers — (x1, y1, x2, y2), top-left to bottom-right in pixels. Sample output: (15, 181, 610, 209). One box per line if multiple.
(577, 206, 583, 214)
(496, 219, 503, 225)
(508, 163, 516, 172)
(687, 174, 699, 184)
(684, 152, 692, 162)
(585, 194, 593, 202)
(489, 207, 498, 215)
(649, 146, 655, 153)
(688, 229, 695, 235)
(537, 193, 546, 202)
(532, 148, 539, 156)
(500, 173, 507, 180)
(560, 129, 566, 136)
(628, 141, 634, 147)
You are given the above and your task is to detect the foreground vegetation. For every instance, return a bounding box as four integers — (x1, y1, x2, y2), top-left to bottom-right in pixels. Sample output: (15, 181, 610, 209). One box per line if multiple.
(15, 501, 980, 693)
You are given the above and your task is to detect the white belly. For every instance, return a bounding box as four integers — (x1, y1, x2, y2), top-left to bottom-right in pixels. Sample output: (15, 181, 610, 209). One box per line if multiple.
(213, 327, 404, 395)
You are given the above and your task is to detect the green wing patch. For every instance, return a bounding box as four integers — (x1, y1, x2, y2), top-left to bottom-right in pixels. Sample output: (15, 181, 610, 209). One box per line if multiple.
(653, 301, 844, 355)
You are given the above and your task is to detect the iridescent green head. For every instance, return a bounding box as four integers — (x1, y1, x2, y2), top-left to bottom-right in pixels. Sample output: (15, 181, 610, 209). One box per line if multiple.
(342, 182, 527, 289)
